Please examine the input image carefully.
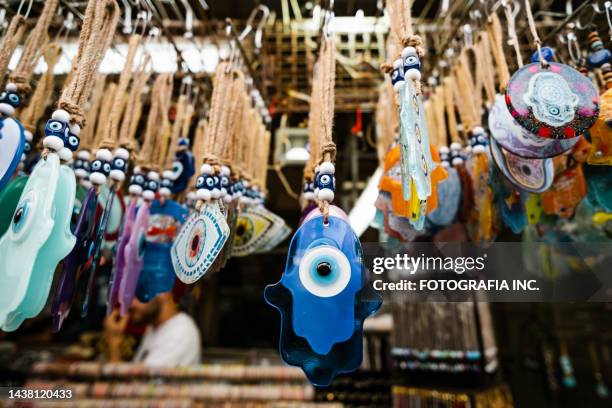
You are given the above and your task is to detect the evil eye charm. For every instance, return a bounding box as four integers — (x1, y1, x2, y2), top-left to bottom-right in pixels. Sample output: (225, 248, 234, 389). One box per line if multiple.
(264, 207, 381, 386)
(129, 171, 147, 196)
(142, 172, 160, 201)
(170, 150, 195, 194)
(0, 83, 20, 117)
(73, 159, 90, 178)
(64, 132, 80, 152)
(506, 62, 599, 139)
(315, 173, 335, 191)
(44, 119, 70, 141)
(530, 46, 555, 63)
(160, 172, 174, 197)
(391, 58, 405, 91)
(195, 174, 217, 201)
(401, 46, 421, 81)
(315, 161, 336, 203)
(469, 126, 489, 154)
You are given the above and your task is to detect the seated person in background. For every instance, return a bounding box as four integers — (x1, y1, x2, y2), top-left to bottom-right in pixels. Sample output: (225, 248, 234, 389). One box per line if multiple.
(104, 291, 201, 366)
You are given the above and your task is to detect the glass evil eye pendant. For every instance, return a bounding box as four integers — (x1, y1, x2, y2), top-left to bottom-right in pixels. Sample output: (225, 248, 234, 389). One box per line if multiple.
(505, 62, 600, 139)
(0, 83, 25, 190)
(489, 137, 554, 193)
(265, 206, 381, 386)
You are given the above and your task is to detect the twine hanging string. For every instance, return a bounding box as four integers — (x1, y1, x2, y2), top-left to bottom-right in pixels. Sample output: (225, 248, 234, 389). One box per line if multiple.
(18, 44, 62, 134)
(432, 87, 448, 147)
(190, 118, 207, 187)
(119, 53, 152, 152)
(476, 34, 497, 106)
(524, 0, 547, 68)
(79, 74, 107, 151)
(375, 78, 398, 163)
(0, 14, 26, 88)
(94, 82, 117, 149)
(305, 62, 322, 181)
(9, 0, 60, 96)
(140, 73, 173, 171)
(223, 70, 246, 172)
(100, 33, 142, 150)
(163, 94, 188, 171)
(58, 0, 120, 129)
(503, 3, 524, 69)
(486, 12, 512, 91)
(442, 77, 461, 144)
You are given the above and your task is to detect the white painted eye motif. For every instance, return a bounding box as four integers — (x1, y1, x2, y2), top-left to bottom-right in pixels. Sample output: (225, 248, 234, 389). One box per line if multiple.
(298, 245, 351, 298)
(49, 121, 63, 131)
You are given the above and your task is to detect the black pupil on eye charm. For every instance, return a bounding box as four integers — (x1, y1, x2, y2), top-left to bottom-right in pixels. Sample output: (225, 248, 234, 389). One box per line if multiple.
(236, 225, 246, 236)
(191, 235, 200, 251)
(521, 165, 532, 176)
(13, 207, 24, 224)
(316, 262, 332, 277)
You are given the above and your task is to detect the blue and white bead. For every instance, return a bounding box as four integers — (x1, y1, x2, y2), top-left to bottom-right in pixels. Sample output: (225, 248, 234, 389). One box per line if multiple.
(315, 161, 335, 203)
(401, 46, 421, 81)
(160, 170, 174, 197)
(128, 166, 147, 196)
(89, 148, 112, 186)
(391, 58, 405, 91)
(142, 171, 160, 201)
(439, 146, 451, 168)
(219, 166, 232, 203)
(195, 163, 216, 201)
(0, 83, 20, 117)
(109, 147, 129, 182)
(469, 126, 488, 154)
(450, 142, 464, 167)
(303, 180, 315, 201)
(74, 150, 91, 180)
(43, 109, 71, 153)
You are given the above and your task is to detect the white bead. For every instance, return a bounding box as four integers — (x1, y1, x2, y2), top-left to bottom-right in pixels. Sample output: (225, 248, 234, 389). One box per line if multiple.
(133, 166, 142, 173)
(77, 150, 91, 160)
(200, 163, 213, 174)
(147, 171, 159, 181)
(303, 191, 315, 200)
(441, 161, 450, 168)
(58, 147, 73, 162)
(220, 166, 231, 176)
(113, 147, 129, 160)
(95, 148, 112, 162)
(314, 187, 320, 197)
(319, 161, 335, 175)
(159, 187, 171, 197)
(318, 188, 335, 202)
(186, 191, 196, 200)
(472, 126, 484, 135)
(452, 157, 464, 166)
(162, 170, 174, 180)
(70, 123, 81, 136)
(43, 135, 64, 151)
(439, 146, 450, 154)
(90, 172, 107, 185)
(405, 69, 421, 81)
(243, 180, 250, 188)
(0, 103, 15, 116)
(211, 188, 221, 199)
(75, 168, 89, 179)
(393, 81, 405, 92)
(465, 145, 472, 153)
(5, 83, 17, 92)
(220, 188, 227, 197)
(24, 130, 33, 142)
(450, 142, 462, 151)
(142, 190, 155, 201)
(402, 46, 418, 58)
(223, 194, 233, 204)
(110, 169, 126, 182)
(196, 189, 211, 201)
(472, 144, 486, 154)
(52, 109, 71, 123)
(129, 184, 143, 195)
(393, 58, 403, 70)
(20, 153, 26, 161)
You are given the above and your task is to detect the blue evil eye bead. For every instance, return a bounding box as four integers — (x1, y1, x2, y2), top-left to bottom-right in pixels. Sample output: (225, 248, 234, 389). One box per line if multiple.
(587, 32, 611, 69)
(73, 150, 91, 179)
(450, 142, 464, 166)
(315, 161, 335, 203)
(160, 170, 174, 197)
(109, 148, 129, 182)
(0, 83, 20, 116)
(89, 148, 112, 185)
(469, 126, 488, 154)
(43, 109, 71, 152)
(303, 180, 315, 201)
(264, 209, 382, 386)
(128, 168, 147, 196)
(178, 137, 190, 148)
(64, 132, 80, 152)
(439, 146, 451, 168)
(401, 46, 422, 81)
(142, 171, 160, 201)
(195, 163, 215, 201)
(391, 58, 405, 91)
(530, 46, 555, 63)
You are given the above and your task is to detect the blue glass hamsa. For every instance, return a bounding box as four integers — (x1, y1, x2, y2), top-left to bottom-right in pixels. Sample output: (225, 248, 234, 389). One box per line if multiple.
(264, 207, 381, 386)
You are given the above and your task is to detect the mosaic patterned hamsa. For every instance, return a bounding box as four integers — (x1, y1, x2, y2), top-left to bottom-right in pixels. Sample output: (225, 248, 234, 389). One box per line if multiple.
(505, 63, 599, 139)
(489, 94, 579, 158)
(264, 207, 381, 386)
(172, 201, 230, 284)
(490, 137, 554, 193)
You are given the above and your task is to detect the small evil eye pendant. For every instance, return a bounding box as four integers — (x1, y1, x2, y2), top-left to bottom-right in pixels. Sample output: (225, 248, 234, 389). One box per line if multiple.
(315, 161, 335, 203)
(109, 148, 129, 182)
(142, 171, 160, 201)
(303, 181, 315, 201)
(391, 58, 405, 91)
(178, 137, 190, 150)
(450, 142, 464, 167)
(401, 46, 422, 81)
(160, 170, 174, 197)
(469, 126, 489, 154)
(128, 170, 147, 196)
(0, 83, 20, 117)
(195, 164, 217, 202)
(439, 146, 451, 168)
(89, 149, 112, 186)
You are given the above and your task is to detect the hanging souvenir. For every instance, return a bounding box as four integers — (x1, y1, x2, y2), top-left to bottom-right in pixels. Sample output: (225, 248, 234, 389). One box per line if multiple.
(0, 84, 25, 190)
(0, 0, 120, 330)
(266, 32, 380, 386)
(541, 162, 587, 219)
(505, 1, 600, 140)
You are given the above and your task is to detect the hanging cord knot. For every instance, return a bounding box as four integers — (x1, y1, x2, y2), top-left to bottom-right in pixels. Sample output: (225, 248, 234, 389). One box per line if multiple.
(403, 35, 425, 58)
(320, 142, 337, 163)
(57, 101, 86, 128)
(380, 62, 394, 74)
(11, 76, 31, 97)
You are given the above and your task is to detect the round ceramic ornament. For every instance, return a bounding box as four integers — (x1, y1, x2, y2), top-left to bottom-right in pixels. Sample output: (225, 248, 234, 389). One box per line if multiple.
(489, 94, 580, 158)
(489, 137, 554, 193)
(505, 62, 599, 139)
